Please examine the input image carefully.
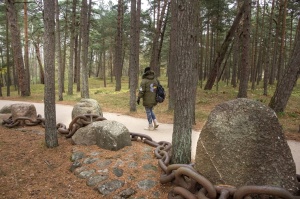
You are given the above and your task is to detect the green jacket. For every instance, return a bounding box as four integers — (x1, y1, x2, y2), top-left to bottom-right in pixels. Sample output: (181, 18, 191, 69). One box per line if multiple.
(138, 70, 158, 108)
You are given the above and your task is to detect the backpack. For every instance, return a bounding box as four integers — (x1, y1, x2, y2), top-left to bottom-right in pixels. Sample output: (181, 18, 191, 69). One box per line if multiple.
(156, 80, 165, 103)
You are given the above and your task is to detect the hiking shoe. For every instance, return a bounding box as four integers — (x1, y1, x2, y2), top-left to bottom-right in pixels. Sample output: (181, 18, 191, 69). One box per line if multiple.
(144, 124, 154, 131)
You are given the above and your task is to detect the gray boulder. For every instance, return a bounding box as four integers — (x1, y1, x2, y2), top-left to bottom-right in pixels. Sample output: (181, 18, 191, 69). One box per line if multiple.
(72, 98, 103, 119)
(0, 105, 12, 114)
(195, 98, 299, 194)
(10, 103, 37, 121)
(72, 120, 132, 151)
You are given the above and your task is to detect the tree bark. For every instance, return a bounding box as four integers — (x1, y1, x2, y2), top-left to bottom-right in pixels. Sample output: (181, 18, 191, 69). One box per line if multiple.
(33, 41, 45, 84)
(80, 0, 89, 98)
(67, 0, 77, 95)
(114, 0, 124, 91)
(24, 0, 30, 94)
(263, 0, 275, 96)
(171, 0, 199, 164)
(237, 0, 251, 98)
(43, 0, 58, 148)
(55, 0, 63, 101)
(251, 0, 260, 90)
(62, 0, 69, 93)
(129, 0, 139, 112)
(6, 11, 11, 96)
(269, 18, 300, 112)
(6, 0, 30, 96)
(167, 0, 177, 111)
(277, 0, 287, 82)
(149, 0, 168, 76)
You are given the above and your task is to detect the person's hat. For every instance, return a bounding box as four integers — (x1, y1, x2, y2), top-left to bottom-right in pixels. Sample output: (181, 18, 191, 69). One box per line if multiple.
(144, 67, 151, 73)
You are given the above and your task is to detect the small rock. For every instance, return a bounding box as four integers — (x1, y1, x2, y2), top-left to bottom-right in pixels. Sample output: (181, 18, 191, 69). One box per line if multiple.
(83, 157, 99, 164)
(128, 162, 138, 168)
(97, 180, 125, 195)
(69, 161, 82, 172)
(90, 151, 100, 156)
(71, 151, 85, 162)
(143, 164, 157, 171)
(137, 179, 156, 190)
(78, 169, 95, 179)
(119, 188, 136, 198)
(113, 167, 123, 177)
(74, 166, 87, 175)
(86, 174, 108, 187)
(97, 160, 112, 168)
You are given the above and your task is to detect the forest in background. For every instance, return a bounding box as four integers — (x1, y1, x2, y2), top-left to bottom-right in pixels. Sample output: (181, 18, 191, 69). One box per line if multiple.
(0, 0, 299, 161)
(0, 0, 299, 103)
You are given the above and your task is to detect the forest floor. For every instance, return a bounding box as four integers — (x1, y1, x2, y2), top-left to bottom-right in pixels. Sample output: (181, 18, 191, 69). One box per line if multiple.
(0, 83, 300, 198)
(0, 112, 300, 198)
(0, 123, 175, 199)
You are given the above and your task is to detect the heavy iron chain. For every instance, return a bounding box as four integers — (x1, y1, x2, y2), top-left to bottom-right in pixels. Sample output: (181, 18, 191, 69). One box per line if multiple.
(131, 132, 300, 199)
(2, 114, 45, 128)
(57, 114, 106, 138)
(2, 114, 300, 198)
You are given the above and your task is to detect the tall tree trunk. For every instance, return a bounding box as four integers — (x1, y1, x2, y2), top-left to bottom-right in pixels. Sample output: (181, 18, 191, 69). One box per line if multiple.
(167, 0, 177, 111)
(237, 0, 251, 98)
(263, 0, 275, 96)
(76, 26, 81, 92)
(149, 0, 168, 76)
(62, 0, 69, 93)
(231, 35, 238, 88)
(33, 41, 45, 84)
(277, 0, 287, 82)
(80, 0, 89, 98)
(129, 0, 139, 112)
(87, 0, 92, 77)
(157, 1, 170, 76)
(114, 0, 124, 91)
(269, 0, 281, 85)
(251, 0, 260, 90)
(204, 3, 246, 90)
(24, 0, 30, 94)
(75, 22, 82, 92)
(68, 0, 77, 95)
(172, 0, 199, 164)
(43, 0, 58, 148)
(136, 0, 141, 84)
(204, 21, 210, 80)
(269, 18, 300, 112)
(6, 11, 11, 96)
(198, 9, 204, 88)
(256, 0, 267, 86)
(55, 0, 63, 101)
(6, 0, 30, 96)
(103, 49, 107, 87)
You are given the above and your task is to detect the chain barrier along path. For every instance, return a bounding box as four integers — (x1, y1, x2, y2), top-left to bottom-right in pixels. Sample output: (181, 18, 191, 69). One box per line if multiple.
(0, 100, 299, 173)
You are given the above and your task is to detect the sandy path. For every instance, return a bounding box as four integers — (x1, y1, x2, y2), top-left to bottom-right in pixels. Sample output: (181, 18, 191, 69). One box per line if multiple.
(1, 100, 299, 173)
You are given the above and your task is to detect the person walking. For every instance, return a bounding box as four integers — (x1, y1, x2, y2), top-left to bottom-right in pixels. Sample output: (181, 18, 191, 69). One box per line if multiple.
(137, 67, 159, 130)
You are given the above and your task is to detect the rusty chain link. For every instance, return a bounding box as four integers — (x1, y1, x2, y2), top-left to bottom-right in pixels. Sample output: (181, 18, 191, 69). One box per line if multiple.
(2, 114, 45, 128)
(57, 114, 106, 138)
(131, 132, 300, 199)
(2, 113, 300, 199)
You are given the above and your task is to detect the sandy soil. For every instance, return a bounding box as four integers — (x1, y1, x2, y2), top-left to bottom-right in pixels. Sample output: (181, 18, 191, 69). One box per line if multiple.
(0, 125, 173, 199)
(0, 108, 299, 199)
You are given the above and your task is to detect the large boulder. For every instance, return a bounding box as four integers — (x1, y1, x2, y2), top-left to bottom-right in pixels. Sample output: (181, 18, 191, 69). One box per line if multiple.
(72, 99, 103, 119)
(195, 98, 299, 194)
(72, 120, 132, 151)
(10, 103, 37, 121)
(0, 105, 12, 114)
